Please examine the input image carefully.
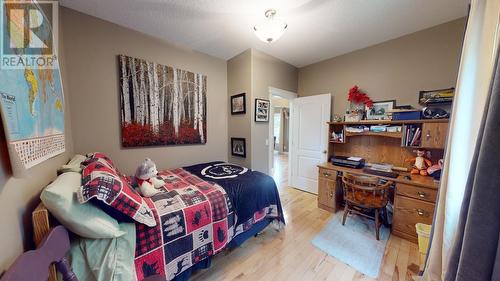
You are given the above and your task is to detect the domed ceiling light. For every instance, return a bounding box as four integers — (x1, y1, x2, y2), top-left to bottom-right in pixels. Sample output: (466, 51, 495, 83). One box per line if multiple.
(253, 9, 288, 43)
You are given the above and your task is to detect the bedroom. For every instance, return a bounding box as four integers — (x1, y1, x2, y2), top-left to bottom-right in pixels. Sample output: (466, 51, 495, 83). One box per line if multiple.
(0, 1, 499, 281)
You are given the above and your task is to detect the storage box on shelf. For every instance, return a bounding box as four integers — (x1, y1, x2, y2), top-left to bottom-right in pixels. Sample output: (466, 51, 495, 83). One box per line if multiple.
(319, 119, 449, 243)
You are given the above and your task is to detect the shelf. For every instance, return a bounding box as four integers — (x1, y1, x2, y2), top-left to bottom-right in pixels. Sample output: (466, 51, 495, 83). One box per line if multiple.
(328, 119, 448, 125)
(345, 131, 402, 138)
(329, 139, 345, 144)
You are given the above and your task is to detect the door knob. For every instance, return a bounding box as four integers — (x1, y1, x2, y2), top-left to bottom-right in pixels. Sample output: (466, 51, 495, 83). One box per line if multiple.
(322, 150, 327, 154)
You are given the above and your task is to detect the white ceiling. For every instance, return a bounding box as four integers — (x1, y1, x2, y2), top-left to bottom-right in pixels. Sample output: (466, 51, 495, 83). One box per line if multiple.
(59, 0, 468, 67)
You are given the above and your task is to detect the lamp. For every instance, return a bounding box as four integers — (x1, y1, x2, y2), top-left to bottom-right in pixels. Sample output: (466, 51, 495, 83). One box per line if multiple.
(253, 9, 288, 43)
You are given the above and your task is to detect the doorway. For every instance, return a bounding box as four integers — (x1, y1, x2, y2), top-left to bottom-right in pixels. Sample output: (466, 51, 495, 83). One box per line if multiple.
(268, 87, 297, 188)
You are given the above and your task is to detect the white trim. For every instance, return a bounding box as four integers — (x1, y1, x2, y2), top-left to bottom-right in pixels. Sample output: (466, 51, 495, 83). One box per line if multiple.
(269, 87, 297, 100)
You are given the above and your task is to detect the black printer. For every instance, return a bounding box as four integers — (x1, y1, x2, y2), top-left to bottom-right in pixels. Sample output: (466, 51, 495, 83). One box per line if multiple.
(331, 156, 365, 169)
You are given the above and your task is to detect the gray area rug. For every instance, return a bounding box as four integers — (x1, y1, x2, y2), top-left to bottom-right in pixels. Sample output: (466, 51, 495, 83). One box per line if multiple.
(311, 212, 390, 278)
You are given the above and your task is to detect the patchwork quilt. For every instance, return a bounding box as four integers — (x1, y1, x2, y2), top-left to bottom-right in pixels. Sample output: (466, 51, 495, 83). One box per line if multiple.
(134, 168, 235, 281)
(77, 154, 284, 281)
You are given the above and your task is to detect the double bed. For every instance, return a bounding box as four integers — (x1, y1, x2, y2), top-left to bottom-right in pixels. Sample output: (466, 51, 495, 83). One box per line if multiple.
(34, 154, 285, 281)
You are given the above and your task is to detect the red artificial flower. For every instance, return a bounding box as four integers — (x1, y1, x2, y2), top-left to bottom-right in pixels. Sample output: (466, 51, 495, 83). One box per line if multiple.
(347, 85, 374, 108)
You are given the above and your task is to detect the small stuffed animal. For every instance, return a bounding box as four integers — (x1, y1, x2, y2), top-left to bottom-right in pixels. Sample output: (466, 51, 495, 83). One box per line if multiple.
(406, 149, 432, 176)
(135, 158, 165, 197)
(427, 159, 444, 180)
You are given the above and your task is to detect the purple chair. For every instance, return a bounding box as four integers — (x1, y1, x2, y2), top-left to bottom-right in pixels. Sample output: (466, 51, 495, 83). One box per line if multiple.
(0, 226, 77, 281)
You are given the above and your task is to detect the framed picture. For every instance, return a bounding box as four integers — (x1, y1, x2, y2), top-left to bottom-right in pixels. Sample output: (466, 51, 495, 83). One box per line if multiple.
(231, 137, 246, 158)
(365, 100, 395, 120)
(254, 98, 270, 122)
(118, 55, 207, 147)
(231, 93, 246, 115)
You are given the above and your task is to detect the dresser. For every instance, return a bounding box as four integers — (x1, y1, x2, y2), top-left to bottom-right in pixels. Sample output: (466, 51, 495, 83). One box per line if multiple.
(317, 119, 448, 243)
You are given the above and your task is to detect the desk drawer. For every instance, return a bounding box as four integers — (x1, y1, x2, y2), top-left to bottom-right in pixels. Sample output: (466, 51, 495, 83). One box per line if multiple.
(319, 168, 336, 179)
(396, 183, 437, 203)
(393, 195, 435, 238)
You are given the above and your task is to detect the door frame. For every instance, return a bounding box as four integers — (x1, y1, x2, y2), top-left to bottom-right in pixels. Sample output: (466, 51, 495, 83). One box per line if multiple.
(268, 87, 297, 180)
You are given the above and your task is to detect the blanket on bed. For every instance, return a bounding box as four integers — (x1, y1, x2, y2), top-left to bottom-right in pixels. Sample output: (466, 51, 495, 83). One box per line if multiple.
(183, 162, 285, 236)
(134, 168, 235, 281)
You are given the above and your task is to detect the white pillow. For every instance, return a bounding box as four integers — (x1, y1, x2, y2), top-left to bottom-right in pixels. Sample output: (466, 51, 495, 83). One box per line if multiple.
(57, 154, 86, 174)
(41, 171, 126, 239)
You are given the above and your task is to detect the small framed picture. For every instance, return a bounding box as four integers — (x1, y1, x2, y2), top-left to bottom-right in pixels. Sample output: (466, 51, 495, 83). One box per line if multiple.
(254, 98, 270, 122)
(365, 100, 395, 120)
(231, 137, 246, 158)
(231, 93, 246, 115)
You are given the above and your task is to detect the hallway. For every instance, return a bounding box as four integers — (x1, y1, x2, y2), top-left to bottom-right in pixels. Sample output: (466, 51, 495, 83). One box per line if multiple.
(272, 152, 288, 189)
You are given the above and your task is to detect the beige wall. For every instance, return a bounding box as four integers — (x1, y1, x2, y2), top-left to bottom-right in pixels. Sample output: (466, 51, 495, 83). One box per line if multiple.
(298, 18, 466, 116)
(227, 50, 252, 167)
(251, 50, 297, 173)
(0, 12, 74, 270)
(61, 8, 228, 174)
(226, 49, 297, 173)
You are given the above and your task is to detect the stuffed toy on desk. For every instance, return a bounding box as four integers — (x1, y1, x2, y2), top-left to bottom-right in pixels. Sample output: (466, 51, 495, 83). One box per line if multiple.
(427, 159, 444, 180)
(135, 158, 165, 197)
(406, 149, 432, 176)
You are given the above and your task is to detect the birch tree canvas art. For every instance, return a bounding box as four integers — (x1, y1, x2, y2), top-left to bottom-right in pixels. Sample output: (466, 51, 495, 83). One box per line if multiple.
(118, 55, 207, 147)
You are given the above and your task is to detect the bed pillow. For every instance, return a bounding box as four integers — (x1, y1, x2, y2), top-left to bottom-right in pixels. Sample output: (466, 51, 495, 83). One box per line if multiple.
(41, 171, 126, 239)
(81, 152, 117, 171)
(57, 154, 87, 174)
(77, 160, 156, 227)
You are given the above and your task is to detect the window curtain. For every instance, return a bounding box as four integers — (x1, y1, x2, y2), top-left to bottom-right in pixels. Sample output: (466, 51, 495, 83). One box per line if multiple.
(444, 40, 500, 281)
(421, 0, 500, 280)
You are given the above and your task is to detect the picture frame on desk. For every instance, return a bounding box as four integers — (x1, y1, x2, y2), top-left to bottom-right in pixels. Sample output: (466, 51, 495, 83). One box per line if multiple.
(365, 100, 395, 120)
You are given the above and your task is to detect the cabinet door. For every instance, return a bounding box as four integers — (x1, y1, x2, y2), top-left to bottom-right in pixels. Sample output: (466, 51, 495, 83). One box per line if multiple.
(318, 178, 336, 210)
(421, 123, 448, 149)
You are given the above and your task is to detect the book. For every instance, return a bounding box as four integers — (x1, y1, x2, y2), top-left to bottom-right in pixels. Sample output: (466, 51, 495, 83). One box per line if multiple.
(411, 128, 421, 146)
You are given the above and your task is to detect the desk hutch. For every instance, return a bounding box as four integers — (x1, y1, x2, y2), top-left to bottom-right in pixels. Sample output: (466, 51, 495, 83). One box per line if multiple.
(317, 119, 449, 242)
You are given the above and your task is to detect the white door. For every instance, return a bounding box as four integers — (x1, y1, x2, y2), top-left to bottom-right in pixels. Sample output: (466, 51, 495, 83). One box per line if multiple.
(290, 94, 331, 194)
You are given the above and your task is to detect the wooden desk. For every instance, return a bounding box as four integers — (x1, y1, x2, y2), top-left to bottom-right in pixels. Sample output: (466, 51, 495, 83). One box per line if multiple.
(317, 163, 439, 243)
(318, 163, 438, 189)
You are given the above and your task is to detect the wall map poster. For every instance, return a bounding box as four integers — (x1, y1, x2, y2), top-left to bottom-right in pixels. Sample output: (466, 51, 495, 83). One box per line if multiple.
(0, 1, 65, 174)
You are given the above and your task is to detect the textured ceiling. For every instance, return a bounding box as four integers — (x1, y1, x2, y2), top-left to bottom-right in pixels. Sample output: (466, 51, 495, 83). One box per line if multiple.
(59, 0, 468, 67)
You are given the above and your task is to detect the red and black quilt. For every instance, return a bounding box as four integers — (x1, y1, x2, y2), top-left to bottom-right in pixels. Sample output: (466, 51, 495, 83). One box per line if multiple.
(134, 168, 235, 281)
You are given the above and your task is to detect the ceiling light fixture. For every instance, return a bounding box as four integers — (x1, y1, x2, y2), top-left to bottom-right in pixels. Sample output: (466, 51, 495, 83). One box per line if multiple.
(253, 9, 288, 43)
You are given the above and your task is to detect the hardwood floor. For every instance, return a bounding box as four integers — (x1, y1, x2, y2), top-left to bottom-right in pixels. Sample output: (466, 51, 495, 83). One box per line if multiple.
(191, 153, 420, 281)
